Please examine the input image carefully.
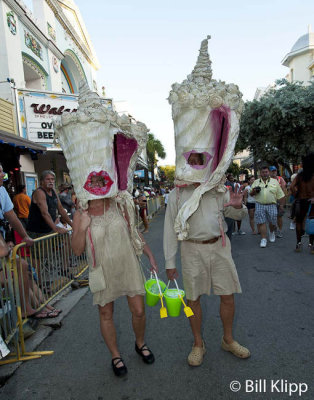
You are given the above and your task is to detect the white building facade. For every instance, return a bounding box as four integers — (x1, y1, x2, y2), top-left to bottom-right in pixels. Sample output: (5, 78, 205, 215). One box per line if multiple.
(0, 0, 104, 195)
(282, 26, 314, 85)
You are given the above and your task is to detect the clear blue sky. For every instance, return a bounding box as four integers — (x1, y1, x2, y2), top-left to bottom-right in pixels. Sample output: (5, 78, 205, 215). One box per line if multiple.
(74, 1, 313, 165)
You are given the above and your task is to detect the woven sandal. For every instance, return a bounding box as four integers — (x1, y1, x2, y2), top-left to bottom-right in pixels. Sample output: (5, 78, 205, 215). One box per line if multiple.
(187, 341, 206, 366)
(221, 337, 250, 359)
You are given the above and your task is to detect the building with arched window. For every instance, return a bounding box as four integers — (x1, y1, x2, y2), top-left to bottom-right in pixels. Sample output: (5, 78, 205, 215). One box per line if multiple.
(0, 0, 108, 195)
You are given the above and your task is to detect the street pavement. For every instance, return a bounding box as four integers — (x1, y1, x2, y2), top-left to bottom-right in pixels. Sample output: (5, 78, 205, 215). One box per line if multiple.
(1, 208, 314, 400)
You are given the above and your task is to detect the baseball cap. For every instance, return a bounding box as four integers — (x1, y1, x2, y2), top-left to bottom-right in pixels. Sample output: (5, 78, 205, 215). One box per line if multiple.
(269, 166, 277, 171)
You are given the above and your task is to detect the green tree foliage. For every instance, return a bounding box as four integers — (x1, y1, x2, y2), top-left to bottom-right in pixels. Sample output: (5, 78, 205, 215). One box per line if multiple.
(159, 165, 175, 185)
(226, 162, 250, 180)
(146, 133, 166, 183)
(237, 80, 314, 165)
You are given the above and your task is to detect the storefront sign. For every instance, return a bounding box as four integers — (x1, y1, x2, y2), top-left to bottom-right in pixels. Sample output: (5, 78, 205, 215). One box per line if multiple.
(24, 96, 77, 144)
(20, 90, 114, 148)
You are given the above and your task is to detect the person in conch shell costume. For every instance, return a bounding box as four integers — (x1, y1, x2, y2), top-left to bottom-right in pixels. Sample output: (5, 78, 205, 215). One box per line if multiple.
(163, 36, 251, 366)
(54, 82, 158, 377)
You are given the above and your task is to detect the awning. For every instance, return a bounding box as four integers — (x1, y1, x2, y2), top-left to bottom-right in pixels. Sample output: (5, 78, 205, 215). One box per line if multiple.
(0, 130, 46, 153)
(137, 155, 148, 169)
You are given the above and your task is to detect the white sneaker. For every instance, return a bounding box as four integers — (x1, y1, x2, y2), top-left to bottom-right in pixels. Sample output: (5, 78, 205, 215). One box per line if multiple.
(269, 231, 276, 242)
(260, 239, 267, 248)
(289, 222, 295, 230)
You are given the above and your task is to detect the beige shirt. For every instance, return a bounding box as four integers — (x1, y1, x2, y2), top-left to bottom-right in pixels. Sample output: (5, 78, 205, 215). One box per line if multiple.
(163, 186, 247, 269)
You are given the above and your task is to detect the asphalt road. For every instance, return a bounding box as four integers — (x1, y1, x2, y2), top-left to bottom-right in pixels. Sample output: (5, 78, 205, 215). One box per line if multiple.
(1, 208, 314, 400)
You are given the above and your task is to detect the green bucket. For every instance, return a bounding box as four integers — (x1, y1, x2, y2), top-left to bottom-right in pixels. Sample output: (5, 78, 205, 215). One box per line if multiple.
(164, 288, 185, 317)
(145, 278, 166, 306)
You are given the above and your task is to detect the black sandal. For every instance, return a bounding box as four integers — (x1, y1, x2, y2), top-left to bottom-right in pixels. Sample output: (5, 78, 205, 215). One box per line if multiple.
(111, 357, 128, 377)
(135, 343, 155, 364)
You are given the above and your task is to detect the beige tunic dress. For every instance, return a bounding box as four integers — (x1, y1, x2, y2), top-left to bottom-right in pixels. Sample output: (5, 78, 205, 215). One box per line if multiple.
(86, 200, 145, 307)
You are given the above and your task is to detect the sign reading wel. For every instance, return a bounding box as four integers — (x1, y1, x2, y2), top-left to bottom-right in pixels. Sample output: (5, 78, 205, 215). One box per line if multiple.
(20, 91, 113, 148)
(24, 96, 77, 144)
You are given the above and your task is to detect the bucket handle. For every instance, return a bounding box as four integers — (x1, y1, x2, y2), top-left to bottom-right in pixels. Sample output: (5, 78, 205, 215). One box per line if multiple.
(166, 279, 180, 291)
(166, 279, 184, 298)
(153, 271, 164, 298)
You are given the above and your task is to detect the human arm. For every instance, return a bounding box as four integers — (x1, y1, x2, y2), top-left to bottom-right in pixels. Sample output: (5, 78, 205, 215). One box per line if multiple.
(223, 190, 248, 220)
(243, 187, 249, 204)
(163, 190, 179, 280)
(276, 183, 286, 208)
(289, 176, 298, 197)
(33, 189, 67, 234)
(71, 210, 90, 256)
(0, 233, 10, 257)
(56, 194, 73, 227)
(138, 232, 158, 272)
(3, 209, 34, 247)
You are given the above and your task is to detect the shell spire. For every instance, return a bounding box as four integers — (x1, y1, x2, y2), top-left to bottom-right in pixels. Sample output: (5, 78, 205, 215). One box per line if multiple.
(77, 80, 102, 110)
(191, 35, 212, 82)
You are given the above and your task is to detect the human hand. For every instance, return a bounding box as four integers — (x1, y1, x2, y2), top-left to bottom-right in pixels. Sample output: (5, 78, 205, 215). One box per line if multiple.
(149, 257, 158, 273)
(21, 236, 34, 247)
(7, 241, 14, 254)
(224, 191, 243, 209)
(55, 226, 68, 235)
(166, 268, 179, 281)
(79, 210, 91, 231)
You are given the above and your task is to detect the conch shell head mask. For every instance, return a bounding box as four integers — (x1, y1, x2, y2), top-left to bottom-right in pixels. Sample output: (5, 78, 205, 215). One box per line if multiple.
(54, 82, 148, 208)
(168, 35, 244, 186)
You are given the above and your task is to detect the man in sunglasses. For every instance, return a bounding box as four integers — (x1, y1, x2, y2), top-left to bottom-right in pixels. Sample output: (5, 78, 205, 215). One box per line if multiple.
(250, 165, 285, 248)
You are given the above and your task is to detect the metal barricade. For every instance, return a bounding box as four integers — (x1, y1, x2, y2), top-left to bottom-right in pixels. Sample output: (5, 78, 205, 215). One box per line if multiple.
(15, 232, 88, 319)
(0, 231, 88, 365)
(0, 256, 53, 365)
(147, 196, 163, 217)
(0, 258, 17, 362)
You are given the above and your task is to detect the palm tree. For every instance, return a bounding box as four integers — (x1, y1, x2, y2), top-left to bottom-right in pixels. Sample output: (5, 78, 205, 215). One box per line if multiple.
(146, 133, 166, 184)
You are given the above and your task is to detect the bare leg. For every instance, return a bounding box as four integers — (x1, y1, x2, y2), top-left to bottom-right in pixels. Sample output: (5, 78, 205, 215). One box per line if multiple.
(296, 221, 303, 243)
(258, 223, 267, 239)
(187, 297, 203, 347)
(98, 302, 121, 362)
(277, 216, 283, 231)
(236, 220, 241, 232)
(220, 294, 235, 344)
(16, 258, 37, 316)
(127, 295, 150, 355)
(249, 209, 256, 233)
(269, 223, 276, 233)
(142, 210, 149, 233)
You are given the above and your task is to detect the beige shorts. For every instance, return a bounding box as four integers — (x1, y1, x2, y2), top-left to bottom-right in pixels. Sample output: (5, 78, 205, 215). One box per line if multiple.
(180, 237, 242, 300)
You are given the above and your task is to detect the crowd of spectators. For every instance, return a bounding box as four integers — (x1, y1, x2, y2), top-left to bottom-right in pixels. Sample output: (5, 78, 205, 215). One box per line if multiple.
(224, 156, 314, 253)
